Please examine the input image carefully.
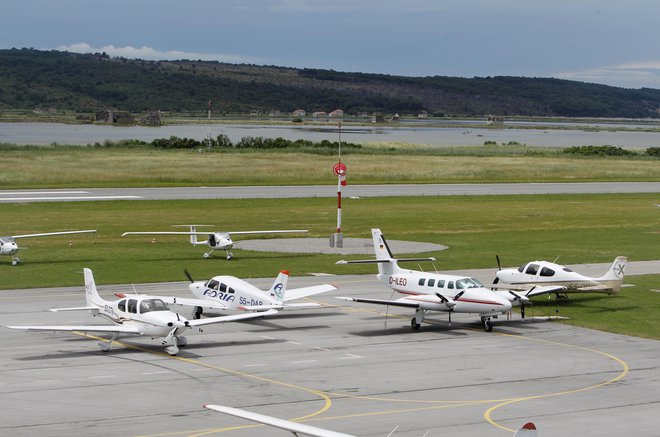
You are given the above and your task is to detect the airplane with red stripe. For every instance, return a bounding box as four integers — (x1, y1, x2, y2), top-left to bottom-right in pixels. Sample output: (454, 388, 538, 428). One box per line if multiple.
(336, 229, 512, 332)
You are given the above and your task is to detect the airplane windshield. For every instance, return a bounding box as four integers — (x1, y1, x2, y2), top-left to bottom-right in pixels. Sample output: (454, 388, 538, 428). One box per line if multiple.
(456, 278, 483, 289)
(140, 299, 169, 313)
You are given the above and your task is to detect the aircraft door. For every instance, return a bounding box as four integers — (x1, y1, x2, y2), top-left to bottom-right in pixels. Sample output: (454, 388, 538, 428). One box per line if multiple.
(208, 233, 217, 247)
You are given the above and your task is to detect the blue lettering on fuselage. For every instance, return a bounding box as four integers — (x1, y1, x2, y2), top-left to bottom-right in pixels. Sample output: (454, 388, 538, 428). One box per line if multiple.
(203, 289, 236, 302)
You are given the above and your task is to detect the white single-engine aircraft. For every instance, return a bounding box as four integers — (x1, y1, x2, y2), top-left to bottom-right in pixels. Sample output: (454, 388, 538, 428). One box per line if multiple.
(122, 225, 308, 260)
(492, 256, 627, 303)
(204, 404, 539, 437)
(0, 229, 96, 265)
(2, 268, 276, 355)
(336, 229, 512, 332)
(179, 269, 337, 318)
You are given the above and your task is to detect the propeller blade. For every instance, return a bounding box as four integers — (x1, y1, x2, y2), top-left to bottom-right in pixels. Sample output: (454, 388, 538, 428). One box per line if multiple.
(525, 286, 536, 297)
(454, 291, 465, 300)
(496, 255, 501, 271)
(184, 269, 194, 283)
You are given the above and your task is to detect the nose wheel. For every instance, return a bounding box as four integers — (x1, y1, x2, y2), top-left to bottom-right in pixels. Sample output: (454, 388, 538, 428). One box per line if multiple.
(226, 251, 233, 260)
(11, 255, 19, 266)
(481, 316, 493, 332)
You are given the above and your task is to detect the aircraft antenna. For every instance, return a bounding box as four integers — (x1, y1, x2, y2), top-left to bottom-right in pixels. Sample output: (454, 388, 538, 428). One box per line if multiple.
(553, 255, 560, 263)
(131, 283, 138, 296)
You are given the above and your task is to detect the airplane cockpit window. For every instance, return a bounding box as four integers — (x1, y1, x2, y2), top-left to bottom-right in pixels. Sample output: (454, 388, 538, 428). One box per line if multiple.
(418, 278, 426, 286)
(562, 267, 574, 272)
(517, 265, 525, 272)
(140, 299, 169, 313)
(437, 280, 446, 288)
(456, 278, 483, 289)
(540, 267, 555, 277)
(447, 281, 454, 289)
(118, 299, 126, 312)
(427, 278, 436, 287)
(525, 264, 539, 275)
(205, 280, 219, 290)
(219, 283, 227, 293)
(127, 299, 137, 314)
(228, 287, 235, 294)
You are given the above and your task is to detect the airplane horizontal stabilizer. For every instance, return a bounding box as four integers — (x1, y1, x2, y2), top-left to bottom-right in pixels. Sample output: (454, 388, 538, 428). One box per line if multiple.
(283, 284, 337, 301)
(336, 257, 435, 265)
(187, 308, 278, 327)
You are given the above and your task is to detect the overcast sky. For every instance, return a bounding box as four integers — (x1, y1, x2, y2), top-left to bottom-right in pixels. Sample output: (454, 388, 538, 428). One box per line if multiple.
(2, 0, 660, 89)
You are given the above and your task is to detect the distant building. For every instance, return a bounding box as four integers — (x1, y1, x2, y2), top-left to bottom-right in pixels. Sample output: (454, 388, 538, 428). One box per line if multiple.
(312, 111, 327, 118)
(371, 113, 385, 123)
(487, 115, 504, 126)
(389, 113, 400, 122)
(418, 110, 429, 118)
(329, 109, 344, 118)
(141, 111, 162, 126)
(95, 109, 135, 125)
(269, 110, 282, 117)
(292, 109, 306, 117)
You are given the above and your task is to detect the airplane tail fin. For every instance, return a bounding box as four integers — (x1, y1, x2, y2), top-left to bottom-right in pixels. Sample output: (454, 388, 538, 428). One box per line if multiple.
(596, 256, 627, 293)
(83, 268, 105, 307)
(372, 228, 399, 276)
(268, 270, 289, 304)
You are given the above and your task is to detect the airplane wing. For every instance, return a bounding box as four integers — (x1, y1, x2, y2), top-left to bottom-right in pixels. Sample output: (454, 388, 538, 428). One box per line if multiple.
(525, 285, 568, 297)
(49, 306, 99, 312)
(149, 296, 229, 312)
(335, 296, 421, 309)
(204, 404, 355, 437)
(2, 324, 141, 334)
(283, 284, 337, 301)
(122, 231, 211, 236)
(227, 230, 308, 235)
(187, 309, 278, 327)
(12, 230, 96, 239)
(238, 302, 322, 311)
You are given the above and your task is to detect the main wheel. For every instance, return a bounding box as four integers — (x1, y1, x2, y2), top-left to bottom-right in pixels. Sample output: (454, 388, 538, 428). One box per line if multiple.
(203, 252, 210, 259)
(227, 252, 233, 260)
(411, 318, 421, 330)
(484, 319, 493, 332)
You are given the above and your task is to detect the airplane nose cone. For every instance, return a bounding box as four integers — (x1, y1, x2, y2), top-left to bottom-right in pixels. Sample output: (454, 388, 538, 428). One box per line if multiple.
(500, 296, 512, 311)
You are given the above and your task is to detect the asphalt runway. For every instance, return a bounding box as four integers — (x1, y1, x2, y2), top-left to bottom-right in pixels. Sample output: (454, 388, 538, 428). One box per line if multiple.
(1, 181, 660, 202)
(1, 273, 658, 437)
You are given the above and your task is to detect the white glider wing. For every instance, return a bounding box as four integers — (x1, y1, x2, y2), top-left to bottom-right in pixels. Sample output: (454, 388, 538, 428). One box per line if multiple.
(187, 309, 278, 327)
(283, 284, 337, 301)
(335, 296, 421, 309)
(12, 230, 96, 239)
(205, 404, 355, 437)
(2, 324, 141, 334)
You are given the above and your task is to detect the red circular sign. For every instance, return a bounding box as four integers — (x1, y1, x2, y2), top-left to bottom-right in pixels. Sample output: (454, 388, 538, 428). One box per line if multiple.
(333, 162, 347, 176)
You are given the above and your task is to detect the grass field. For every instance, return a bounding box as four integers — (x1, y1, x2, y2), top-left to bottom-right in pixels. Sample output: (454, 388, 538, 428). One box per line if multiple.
(1, 193, 658, 338)
(0, 146, 659, 188)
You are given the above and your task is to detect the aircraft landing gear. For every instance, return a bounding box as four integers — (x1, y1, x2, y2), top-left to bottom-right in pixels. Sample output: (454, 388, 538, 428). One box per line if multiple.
(176, 336, 188, 347)
(98, 333, 118, 352)
(203, 252, 210, 258)
(165, 345, 180, 355)
(481, 316, 493, 332)
(520, 305, 526, 319)
(11, 255, 19, 266)
(226, 251, 233, 260)
(411, 308, 424, 330)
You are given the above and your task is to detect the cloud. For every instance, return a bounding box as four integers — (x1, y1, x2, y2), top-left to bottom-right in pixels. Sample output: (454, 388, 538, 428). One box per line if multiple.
(55, 43, 264, 65)
(556, 61, 660, 89)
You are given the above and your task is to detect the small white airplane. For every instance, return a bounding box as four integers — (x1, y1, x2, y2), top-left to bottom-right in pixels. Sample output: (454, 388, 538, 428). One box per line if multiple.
(0, 229, 96, 265)
(122, 225, 308, 260)
(335, 229, 512, 332)
(492, 256, 627, 305)
(181, 269, 337, 318)
(2, 268, 276, 355)
(204, 404, 539, 436)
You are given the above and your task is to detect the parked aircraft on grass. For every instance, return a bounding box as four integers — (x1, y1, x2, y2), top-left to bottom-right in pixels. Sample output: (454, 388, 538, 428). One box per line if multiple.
(205, 404, 539, 436)
(492, 256, 627, 306)
(336, 229, 512, 332)
(1, 268, 276, 355)
(122, 225, 307, 260)
(0, 229, 96, 265)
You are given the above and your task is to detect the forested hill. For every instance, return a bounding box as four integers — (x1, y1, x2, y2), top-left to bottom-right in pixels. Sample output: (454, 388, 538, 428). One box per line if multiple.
(1, 48, 660, 118)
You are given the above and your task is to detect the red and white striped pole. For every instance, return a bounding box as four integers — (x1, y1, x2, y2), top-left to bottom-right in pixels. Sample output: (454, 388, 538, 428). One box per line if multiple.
(332, 122, 347, 247)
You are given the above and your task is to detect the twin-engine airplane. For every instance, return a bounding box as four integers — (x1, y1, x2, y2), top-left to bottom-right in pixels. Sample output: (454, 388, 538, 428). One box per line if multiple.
(180, 269, 337, 318)
(492, 256, 627, 303)
(2, 268, 276, 355)
(122, 225, 307, 260)
(336, 229, 512, 332)
(0, 229, 96, 265)
(204, 404, 539, 436)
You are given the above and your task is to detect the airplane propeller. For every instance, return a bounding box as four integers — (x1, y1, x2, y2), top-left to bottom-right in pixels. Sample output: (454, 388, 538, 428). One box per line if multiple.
(184, 269, 195, 283)
(493, 255, 502, 285)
